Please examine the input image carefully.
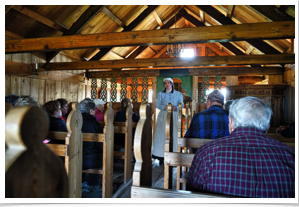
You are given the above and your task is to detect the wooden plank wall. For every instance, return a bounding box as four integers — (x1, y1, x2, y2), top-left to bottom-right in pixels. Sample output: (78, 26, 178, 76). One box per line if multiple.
(5, 34, 87, 106)
(5, 74, 87, 107)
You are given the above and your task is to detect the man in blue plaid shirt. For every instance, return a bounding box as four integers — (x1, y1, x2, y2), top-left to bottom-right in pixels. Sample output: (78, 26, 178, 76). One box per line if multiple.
(184, 90, 229, 139)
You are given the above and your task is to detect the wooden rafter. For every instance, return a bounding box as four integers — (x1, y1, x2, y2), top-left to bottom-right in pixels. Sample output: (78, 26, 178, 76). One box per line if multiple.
(204, 43, 229, 56)
(45, 5, 105, 62)
(5, 21, 294, 54)
(89, 5, 159, 61)
(152, 11, 163, 27)
(199, 10, 205, 22)
(11, 5, 69, 33)
(249, 5, 295, 21)
(102, 7, 125, 27)
(41, 54, 294, 70)
(226, 5, 235, 18)
(196, 5, 283, 55)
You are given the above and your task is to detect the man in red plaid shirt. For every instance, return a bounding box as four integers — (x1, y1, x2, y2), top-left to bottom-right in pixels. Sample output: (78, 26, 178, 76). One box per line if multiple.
(187, 96, 295, 198)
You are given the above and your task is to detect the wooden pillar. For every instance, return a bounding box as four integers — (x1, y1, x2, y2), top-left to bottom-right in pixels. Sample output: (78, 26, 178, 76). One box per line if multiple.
(226, 76, 238, 101)
(151, 77, 157, 151)
(192, 76, 199, 113)
(268, 75, 283, 85)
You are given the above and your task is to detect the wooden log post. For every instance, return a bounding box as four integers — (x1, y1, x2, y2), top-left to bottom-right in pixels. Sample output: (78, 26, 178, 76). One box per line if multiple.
(124, 101, 133, 183)
(151, 77, 157, 151)
(164, 103, 173, 190)
(192, 76, 199, 114)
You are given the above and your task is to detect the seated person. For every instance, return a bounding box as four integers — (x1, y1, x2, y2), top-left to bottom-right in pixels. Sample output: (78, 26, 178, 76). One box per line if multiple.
(5, 94, 19, 106)
(276, 122, 295, 138)
(185, 90, 229, 139)
(94, 99, 106, 122)
(187, 96, 295, 198)
(56, 98, 68, 123)
(79, 98, 103, 192)
(114, 98, 140, 147)
(42, 100, 68, 144)
(14, 95, 40, 107)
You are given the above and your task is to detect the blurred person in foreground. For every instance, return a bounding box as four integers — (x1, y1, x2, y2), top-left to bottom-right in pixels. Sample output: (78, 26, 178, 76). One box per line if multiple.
(187, 96, 295, 198)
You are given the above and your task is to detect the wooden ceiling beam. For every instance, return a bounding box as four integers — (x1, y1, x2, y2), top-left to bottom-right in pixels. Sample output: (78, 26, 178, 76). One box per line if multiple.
(86, 66, 283, 78)
(249, 5, 295, 21)
(41, 54, 294, 70)
(204, 43, 229, 56)
(6, 21, 294, 54)
(226, 5, 235, 18)
(89, 5, 159, 61)
(11, 5, 69, 33)
(45, 5, 105, 62)
(126, 9, 187, 60)
(189, 67, 283, 76)
(183, 12, 245, 56)
(152, 11, 163, 27)
(102, 6, 125, 27)
(196, 5, 283, 55)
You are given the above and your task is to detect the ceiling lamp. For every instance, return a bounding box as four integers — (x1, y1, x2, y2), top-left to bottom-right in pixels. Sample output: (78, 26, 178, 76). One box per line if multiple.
(166, 14, 184, 57)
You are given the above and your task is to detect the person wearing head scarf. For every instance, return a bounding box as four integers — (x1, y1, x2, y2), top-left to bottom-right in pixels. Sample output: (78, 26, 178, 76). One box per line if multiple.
(93, 99, 106, 122)
(152, 78, 184, 165)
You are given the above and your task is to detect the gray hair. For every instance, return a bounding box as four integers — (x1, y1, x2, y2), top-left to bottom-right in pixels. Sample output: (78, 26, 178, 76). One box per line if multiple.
(14, 95, 40, 107)
(79, 98, 95, 114)
(229, 96, 273, 131)
(208, 90, 224, 105)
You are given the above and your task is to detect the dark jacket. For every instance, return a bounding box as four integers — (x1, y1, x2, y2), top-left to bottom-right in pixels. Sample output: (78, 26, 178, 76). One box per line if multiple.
(114, 109, 140, 146)
(49, 116, 68, 132)
(81, 113, 103, 169)
(48, 116, 68, 144)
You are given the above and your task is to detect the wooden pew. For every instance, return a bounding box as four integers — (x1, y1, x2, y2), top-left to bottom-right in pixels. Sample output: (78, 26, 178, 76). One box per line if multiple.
(82, 102, 114, 198)
(99, 101, 137, 184)
(176, 102, 213, 190)
(5, 106, 68, 197)
(46, 102, 115, 198)
(131, 103, 231, 198)
(46, 102, 83, 198)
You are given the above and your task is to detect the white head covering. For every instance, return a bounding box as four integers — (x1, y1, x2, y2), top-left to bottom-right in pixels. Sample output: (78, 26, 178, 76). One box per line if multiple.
(94, 99, 106, 106)
(163, 78, 173, 83)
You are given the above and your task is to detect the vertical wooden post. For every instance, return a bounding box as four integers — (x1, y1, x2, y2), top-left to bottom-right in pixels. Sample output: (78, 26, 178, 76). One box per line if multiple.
(192, 76, 199, 113)
(226, 76, 238, 101)
(151, 77, 157, 150)
(124, 101, 133, 183)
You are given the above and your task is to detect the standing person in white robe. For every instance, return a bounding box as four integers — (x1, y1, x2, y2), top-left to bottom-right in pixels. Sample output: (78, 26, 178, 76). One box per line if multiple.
(152, 78, 184, 165)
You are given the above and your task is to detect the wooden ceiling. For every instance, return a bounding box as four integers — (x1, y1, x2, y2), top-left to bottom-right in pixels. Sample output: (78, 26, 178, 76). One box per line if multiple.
(5, 5, 295, 79)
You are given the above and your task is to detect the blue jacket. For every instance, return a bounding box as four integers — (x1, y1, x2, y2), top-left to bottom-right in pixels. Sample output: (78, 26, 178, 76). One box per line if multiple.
(81, 113, 103, 169)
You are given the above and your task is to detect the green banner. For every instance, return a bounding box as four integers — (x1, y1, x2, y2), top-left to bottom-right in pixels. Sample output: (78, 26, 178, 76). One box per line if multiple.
(157, 76, 193, 98)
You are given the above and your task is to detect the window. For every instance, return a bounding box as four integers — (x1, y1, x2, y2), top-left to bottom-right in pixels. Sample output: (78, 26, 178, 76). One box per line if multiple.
(180, 49, 194, 57)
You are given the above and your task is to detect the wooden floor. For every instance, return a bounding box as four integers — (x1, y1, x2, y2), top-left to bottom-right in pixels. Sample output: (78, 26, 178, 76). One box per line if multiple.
(82, 159, 176, 198)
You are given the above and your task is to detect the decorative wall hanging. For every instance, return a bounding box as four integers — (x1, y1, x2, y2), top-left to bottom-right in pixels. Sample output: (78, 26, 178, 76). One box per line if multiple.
(99, 78, 107, 102)
(91, 78, 97, 100)
(131, 77, 138, 102)
(141, 77, 149, 102)
(120, 77, 127, 100)
(110, 78, 117, 102)
(201, 76, 210, 103)
(214, 76, 222, 90)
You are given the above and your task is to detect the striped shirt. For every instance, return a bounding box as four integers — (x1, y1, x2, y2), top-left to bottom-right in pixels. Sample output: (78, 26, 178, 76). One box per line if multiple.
(187, 127, 295, 198)
(184, 105, 229, 139)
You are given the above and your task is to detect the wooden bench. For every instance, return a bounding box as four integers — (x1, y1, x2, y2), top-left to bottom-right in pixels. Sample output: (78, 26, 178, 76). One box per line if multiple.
(81, 102, 114, 198)
(99, 101, 137, 184)
(45, 102, 114, 198)
(5, 106, 69, 197)
(131, 103, 231, 198)
(45, 102, 83, 198)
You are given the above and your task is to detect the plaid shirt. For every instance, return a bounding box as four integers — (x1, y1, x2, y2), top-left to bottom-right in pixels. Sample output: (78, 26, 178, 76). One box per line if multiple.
(187, 127, 295, 198)
(184, 105, 229, 139)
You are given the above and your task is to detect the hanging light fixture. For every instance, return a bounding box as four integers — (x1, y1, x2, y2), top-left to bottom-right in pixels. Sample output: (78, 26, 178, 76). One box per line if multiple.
(166, 14, 184, 57)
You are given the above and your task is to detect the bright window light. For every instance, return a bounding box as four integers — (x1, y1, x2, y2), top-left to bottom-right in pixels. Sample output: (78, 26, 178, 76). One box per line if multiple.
(180, 49, 194, 57)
